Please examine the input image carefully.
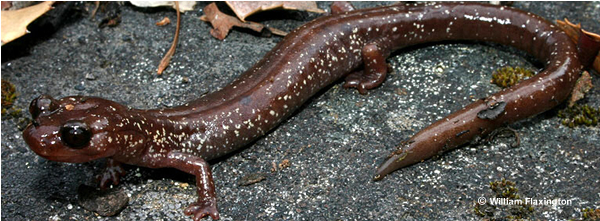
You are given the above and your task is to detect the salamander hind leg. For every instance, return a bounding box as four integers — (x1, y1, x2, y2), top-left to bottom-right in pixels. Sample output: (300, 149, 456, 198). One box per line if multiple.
(165, 152, 219, 220)
(343, 43, 388, 94)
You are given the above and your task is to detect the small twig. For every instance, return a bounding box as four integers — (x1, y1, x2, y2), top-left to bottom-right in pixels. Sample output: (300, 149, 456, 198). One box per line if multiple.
(90, 1, 100, 20)
(157, 1, 181, 75)
(487, 127, 521, 148)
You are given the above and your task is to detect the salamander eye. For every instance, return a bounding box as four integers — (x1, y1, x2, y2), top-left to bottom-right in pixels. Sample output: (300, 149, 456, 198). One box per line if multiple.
(60, 121, 92, 148)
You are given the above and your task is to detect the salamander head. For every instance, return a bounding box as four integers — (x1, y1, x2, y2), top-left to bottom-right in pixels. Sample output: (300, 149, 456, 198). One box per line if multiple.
(23, 95, 145, 163)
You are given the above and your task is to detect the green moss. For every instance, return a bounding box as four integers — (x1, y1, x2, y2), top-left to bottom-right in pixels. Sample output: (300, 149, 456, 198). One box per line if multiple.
(474, 203, 495, 217)
(474, 179, 534, 220)
(558, 104, 599, 128)
(582, 208, 600, 220)
(2, 80, 17, 105)
(490, 179, 520, 199)
(1, 80, 25, 122)
(9, 108, 22, 117)
(2, 80, 18, 117)
(491, 66, 535, 88)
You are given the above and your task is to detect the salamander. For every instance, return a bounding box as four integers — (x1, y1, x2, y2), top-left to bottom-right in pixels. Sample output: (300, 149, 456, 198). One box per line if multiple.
(23, 2, 598, 220)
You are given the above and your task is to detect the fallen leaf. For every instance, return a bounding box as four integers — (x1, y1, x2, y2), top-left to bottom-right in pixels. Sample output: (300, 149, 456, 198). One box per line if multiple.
(129, 1, 195, 12)
(556, 18, 581, 44)
(556, 18, 600, 74)
(1, 1, 54, 45)
(200, 3, 287, 40)
(1, 1, 12, 10)
(568, 71, 593, 107)
(155, 17, 170, 26)
(267, 26, 287, 36)
(225, 1, 324, 22)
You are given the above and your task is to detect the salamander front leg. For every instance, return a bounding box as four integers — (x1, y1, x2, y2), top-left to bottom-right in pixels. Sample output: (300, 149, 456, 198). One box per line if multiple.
(96, 158, 126, 189)
(165, 152, 219, 220)
(343, 43, 388, 94)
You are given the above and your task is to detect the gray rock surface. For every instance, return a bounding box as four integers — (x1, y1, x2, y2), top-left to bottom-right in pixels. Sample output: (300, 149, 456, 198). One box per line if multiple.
(2, 2, 599, 220)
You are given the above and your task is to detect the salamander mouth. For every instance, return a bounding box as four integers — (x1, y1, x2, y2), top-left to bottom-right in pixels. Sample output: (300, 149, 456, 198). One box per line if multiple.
(37, 153, 97, 163)
(24, 138, 97, 163)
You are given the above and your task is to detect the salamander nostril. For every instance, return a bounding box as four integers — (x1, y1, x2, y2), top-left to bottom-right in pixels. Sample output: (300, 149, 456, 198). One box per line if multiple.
(29, 94, 59, 119)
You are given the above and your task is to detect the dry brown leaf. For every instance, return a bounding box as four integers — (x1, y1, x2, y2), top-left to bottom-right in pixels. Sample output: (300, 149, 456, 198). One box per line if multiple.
(129, 1, 196, 12)
(200, 3, 287, 40)
(556, 18, 581, 44)
(1, 1, 13, 10)
(568, 71, 593, 107)
(267, 27, 287, 36)
(556, 18, 600, 75)
(1, 1, 54, 45)
(156, 17, 171, 26)
(225, 1, 324, 22)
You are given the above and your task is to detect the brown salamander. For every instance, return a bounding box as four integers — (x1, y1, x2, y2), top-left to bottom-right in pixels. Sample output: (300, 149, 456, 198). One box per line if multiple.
(23, 2, 598, 220)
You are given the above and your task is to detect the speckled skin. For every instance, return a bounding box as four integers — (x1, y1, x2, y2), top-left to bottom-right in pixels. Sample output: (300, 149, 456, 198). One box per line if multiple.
(23, 2, 590, 220)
